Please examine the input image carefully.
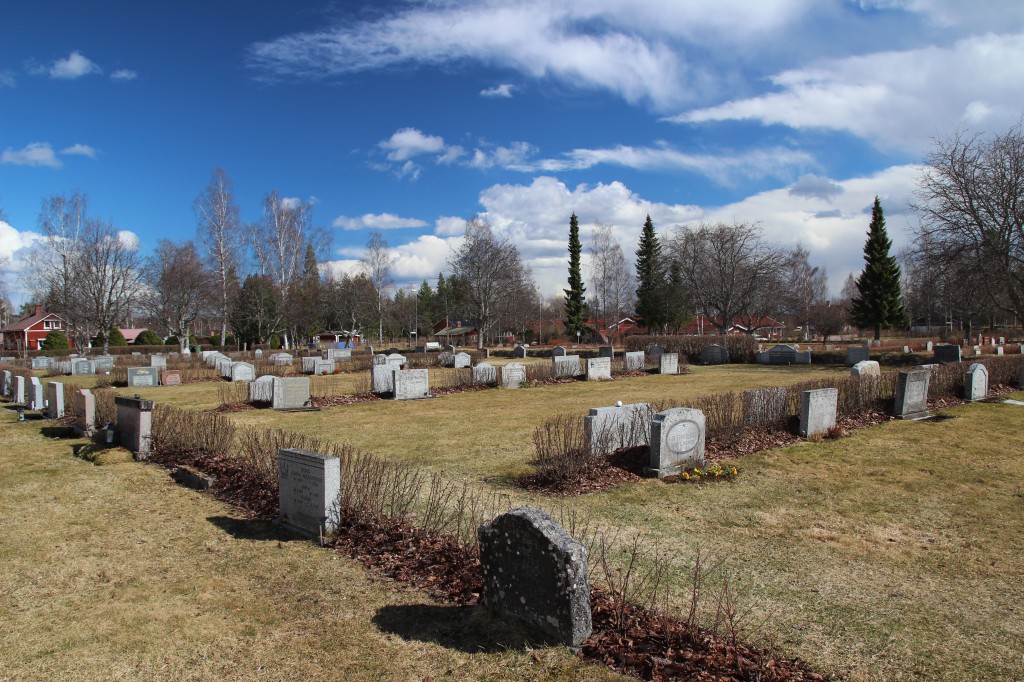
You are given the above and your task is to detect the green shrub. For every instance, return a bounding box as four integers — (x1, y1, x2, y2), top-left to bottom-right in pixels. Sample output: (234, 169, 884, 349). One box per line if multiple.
(165, 336, 179, 346)
(107, 327, 127, 346)
(41, 330, 70, 350)
(135, 329, 163, 345)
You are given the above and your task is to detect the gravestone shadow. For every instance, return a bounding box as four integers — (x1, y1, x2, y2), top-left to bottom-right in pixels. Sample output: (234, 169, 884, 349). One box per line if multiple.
(41, 425, 76, 439)
(207, 515, 293, 542)
(372, 603, 540, 653)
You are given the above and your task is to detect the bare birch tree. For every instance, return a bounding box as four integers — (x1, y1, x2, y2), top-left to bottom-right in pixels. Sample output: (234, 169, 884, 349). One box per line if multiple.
(588, 223, 634, 327)
(142, 240, 212, 353)
(195, 168, 244, 348)
(362, 232, 394, 343)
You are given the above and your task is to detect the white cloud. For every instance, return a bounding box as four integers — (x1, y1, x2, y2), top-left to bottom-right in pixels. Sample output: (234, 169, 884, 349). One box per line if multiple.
(0, 70, 15, 88)
(703, 163, 922, 293)
(49, 51, 101, 79)
(671, 32, 1024, 151)
(535, 143, 815, 185)
(333, 212, 429, 230)
(61, 144, 97, 159)
(110, 69, 137, 82)
(279, 196, 302, 210)
(116, 230, 140, 250)
(247, 1, 823, 109)
(1, 142, 61, 168)
(379, 128, 446, 161)
(788, 174, 844, 201)
(434, 216, 467, 236)
(468, 141, 538, 171)
(480, 83, 515, 98)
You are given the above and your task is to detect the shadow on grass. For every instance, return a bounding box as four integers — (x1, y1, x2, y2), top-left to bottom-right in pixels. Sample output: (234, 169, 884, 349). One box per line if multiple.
(207, 515, 293, 542)
(372, 603, 541, 653)
(41, 425, 76, 439)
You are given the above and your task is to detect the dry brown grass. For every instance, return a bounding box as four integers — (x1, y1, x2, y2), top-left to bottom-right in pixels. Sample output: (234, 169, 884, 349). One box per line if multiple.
(0, 407, 619, 681)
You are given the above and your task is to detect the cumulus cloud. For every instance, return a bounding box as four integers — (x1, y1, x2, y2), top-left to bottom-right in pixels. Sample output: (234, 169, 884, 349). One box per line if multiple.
(1, 142, 61, 168)
(333, 212, 430, 230)
(49, 51, 102, 79)
(279, 196, 303, 210)
(703, 163, 922, 293)
(61, 144, 97, 159)
(110, 69, 137, 82)
(480, 83, 515, 98)
(380, 128, 446, 161)
(788, 174, 844, 201)
(670, 32, 1024, 152)
(116, 230, 140, 250)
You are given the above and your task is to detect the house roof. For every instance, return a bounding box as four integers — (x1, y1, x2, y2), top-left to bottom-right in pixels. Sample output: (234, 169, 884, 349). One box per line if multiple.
(0, 308, 65, 333)
(119, 328, 147, 343)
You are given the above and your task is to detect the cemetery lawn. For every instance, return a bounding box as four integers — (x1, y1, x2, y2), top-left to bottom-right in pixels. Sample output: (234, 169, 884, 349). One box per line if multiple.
(126, 367, 1024, 680)
(0, 409, 619, 681)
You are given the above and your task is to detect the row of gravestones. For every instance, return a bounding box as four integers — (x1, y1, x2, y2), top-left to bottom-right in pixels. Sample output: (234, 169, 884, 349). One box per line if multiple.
(277, 447, 593, 646)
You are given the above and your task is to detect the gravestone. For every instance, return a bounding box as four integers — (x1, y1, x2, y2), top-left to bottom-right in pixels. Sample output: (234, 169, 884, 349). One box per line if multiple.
(646, 408, 706, 477)
(973, 345, 982, 356)
(551, 346, 567, 358)
(553, 355, 580, 378)
(75, 389, 96, 436)
(218, 358, 235, 378)
(437, 351, 455, 367)
(71, 359, 95, 375)
(845, 346, 870, 366)
(648, 345, 665, 359)
(371, 364, 395, 393)
(425, 341, 440, 351)
(46, 381, 64, 419)
(393, 368, 430, 400)
(501, 362, 526, 389)
(999, 336, 1005, 345)
(659, 352, 679, 375)
(964, 363, 989, 402)
(851, 360, 881, 377)
(903, 345, 911, 354)
(313, 358, 335, 375)
(115, 395, 154, 460)
(14, 375, 25, 404)
(249, 375, 275, 402)
(150, 355, 167, 369)
(926, 341, 934, 352)
(372, 354, 389, 366)
(29, 377, 45, 410)
(584, 402, 651, 455)
(700, 344, 729, 365)
(933, 344, 961, 364)
(1, 369, 11, 398)
(758, 344, 811, 365)
(472, 362, 496, 385)
(272, 377, 310, 409)
(893, 369, 931, 419)
(386, 353, 407, 367)
(326, 348, 351, 361)
(443, 344, 455, 353)
(277, 448, 341, 537)
(586, 357, 612, 380)
(624, 351, 645, 371)
(513, 345, 527, 358)
(127, 367, 158, 387)
(32, 356, 53, 370)
(205, 352, 228, 368)
(273, 353, 293, 367)
(477, 508, 591, 647)
(481, 348, 490, 359)
(997, 347, 1004, 356)
(201, 350, 218, 360)
(94, 355, 115, 373)
(57, 360, 72, 375)
(598, 346, 615, 359)
(799, 388, 838, 438)
(254, 349, 263, 359)
(0, 356, 16, 365)
(161, 370, 182, 386)
(453, 352, 471, 369)
(301, 356, 317, 373)
(231, 362, 255, 382)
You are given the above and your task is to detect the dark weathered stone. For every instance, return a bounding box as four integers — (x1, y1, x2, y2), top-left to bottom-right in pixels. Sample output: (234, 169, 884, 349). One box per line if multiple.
(933, 343, 961, 364)
(845, 346, 870, 366)
(115, 395, 154, 460)
(172, 465, 216, 490)
(700, 344, 729, 365)
(477, 508, 592, 647)
(893, 369, 930, 419)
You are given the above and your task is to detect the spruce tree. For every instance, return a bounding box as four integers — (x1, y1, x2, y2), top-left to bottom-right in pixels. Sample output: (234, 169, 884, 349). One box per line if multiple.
(851, 197, 909, 340)
(635, 214, 667, 331)
(564, 213, 588, 338)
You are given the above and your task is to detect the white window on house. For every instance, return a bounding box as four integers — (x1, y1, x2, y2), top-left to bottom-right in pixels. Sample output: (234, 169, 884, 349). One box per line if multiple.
(43, 320, 52, 329)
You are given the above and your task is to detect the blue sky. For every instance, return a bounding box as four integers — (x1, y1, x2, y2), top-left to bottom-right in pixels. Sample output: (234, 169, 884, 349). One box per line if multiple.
(2, 0, 1023, 304)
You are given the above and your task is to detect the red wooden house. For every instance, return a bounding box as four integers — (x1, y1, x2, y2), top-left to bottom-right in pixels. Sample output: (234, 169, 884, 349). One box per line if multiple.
(0, 305, 68, 351)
